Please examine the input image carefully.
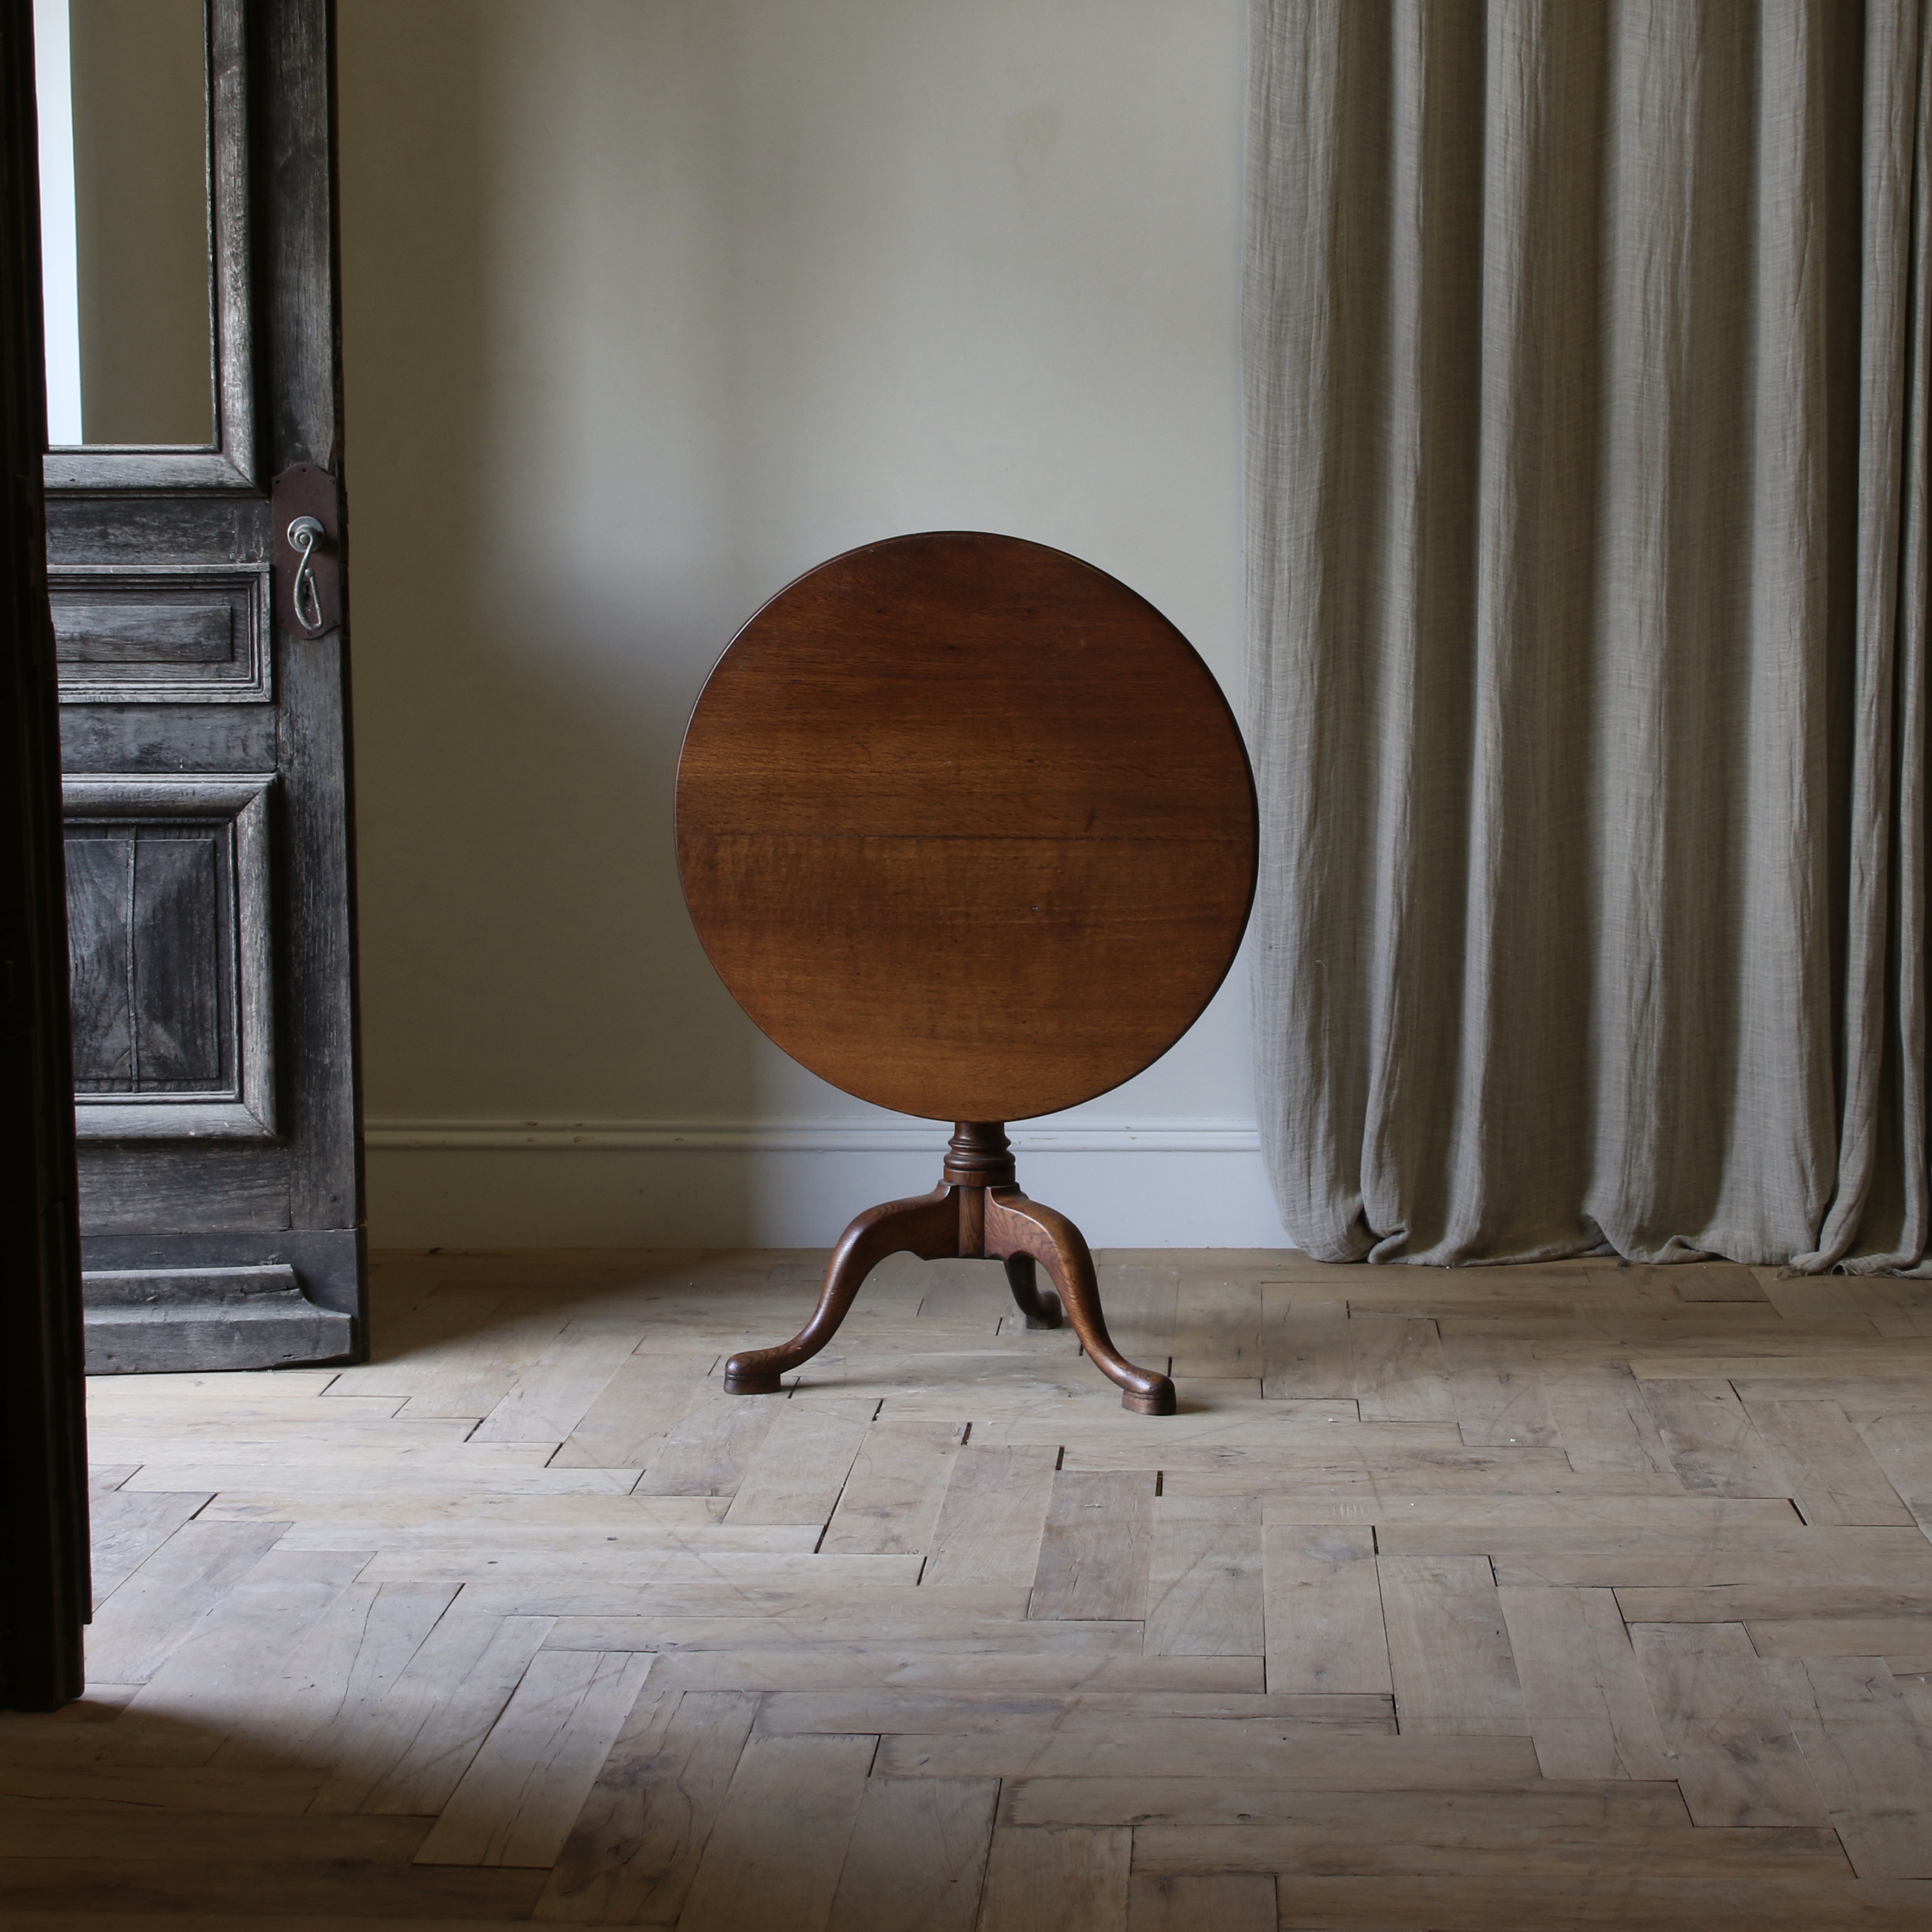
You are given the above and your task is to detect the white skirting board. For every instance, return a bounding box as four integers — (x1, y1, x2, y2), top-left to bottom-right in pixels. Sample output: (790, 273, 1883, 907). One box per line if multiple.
(362, 1118, 1285, 1249)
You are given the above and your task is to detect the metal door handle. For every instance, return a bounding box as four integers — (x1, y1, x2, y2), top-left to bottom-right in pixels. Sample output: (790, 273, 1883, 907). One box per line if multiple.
(287, 516, 326, 634)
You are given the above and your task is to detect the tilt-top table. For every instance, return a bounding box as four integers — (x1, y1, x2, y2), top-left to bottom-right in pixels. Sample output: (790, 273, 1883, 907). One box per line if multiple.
(675, 531, 1257, 1414)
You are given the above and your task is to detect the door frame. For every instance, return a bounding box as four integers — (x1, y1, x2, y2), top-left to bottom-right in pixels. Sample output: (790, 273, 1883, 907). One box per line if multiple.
(1, 0, 91, 1712)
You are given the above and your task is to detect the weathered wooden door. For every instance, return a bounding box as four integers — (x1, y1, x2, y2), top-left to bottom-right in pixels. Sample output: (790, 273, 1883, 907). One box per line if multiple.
(39, 0, 362, 1372)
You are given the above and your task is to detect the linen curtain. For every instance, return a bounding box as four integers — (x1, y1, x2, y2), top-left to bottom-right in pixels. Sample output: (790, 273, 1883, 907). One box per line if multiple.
(1246, 1, 1931, 1268)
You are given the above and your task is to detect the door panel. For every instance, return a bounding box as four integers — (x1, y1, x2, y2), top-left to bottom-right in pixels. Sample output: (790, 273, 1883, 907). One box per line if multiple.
(66, 826, 230, 1093)
(42, 0, 362, 1373)
(51, 564, 272, 702)
(64, 774, 275, 1137)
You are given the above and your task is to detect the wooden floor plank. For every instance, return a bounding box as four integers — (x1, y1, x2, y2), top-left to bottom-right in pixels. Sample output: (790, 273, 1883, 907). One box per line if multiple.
(1066, 1425, 1470, 1470)
(1640, 1378, 1794, 1498)
(412, 1650, 654, 1868)
(824, 1773, 999, 1931)
(1146, 1444, 1637, 1496)
(1095, 1263, 1180, 1370)
(751, 1689, 1384, 1733)
(534, 1687, 754, 1924)
(83, 1519, 289, 1685)
(1170, 1277, 1265, 1379)
(1536, 1355, 1676, 1475)
(1282, 1878, 1932, 1924)
(0, 1855, 549, 1920)
(115, 1460, 644, 1499)
(1616, 1585, 1932, 1622)
(1743, 1396, 1917, 1525)
(723, 1397, 878, 1527)
(534, 1595, 1063, 1647)
(1496, 1585, 1676, 1780)
(459, 1581, 1032, 1621)
(876, 1728, 1536, 1783)
(548, 1351, 714, 1469)
(85, 1488, 214, 1610)
(1004, 1778, 1691, 1828)
(975, 1824, 1131, 1932)
(1128, 1872, 1275, 1932)
(923, 1444, 1059, 1589)
(1030, 1470, 1154, 1621)
(1131, 1820, 1848, 1875)
(273, 1519, 812, 1557)
(139, 1561, 442, 1762)
(1766, 1654, 1932, 1878)
(0, 1796, 427, 1862)
(913, 1256, 1006, 1323)
(631, 1385, 790, 1497)
(1667, 1263, 1772, 1303)
(122, 1547, 375, 1743)
(1493, 1528, 1932, 1589)
(1630, 1344, 1931, 1382)
(1350, 1316, 1457, 1424)
(673, 1732, 875, 1932)
(1844, 1281, 1932, 1338)
(1378, 1553, 1527, 1734)
(353, 1547, 917, 1588)
(1856, 1411, 1932, 1536)
(1440, 1334, 1561, 1447)
(644, 1650, 1259, 1692)
(221, 1579, 460, 1769)
(384, 1303, 573, 1421)
(1267, 1494, 1799, 1532)
(1751, 1618, 1932, 1657)
(470, 1320, 648, 1444)
(1267, 1873, 1932, 1930)
(201, 1492, 727, 1532)
(1457, 1312, 1866, 1350)
(1260, 1294, 1351, 1400)
(1262, 1525, 1391, 1694)
(1144, 1494, 1263, 1657)
(310, 1611, 556, 1816)
(821, 1420, 963, 1555)
(1628, 1621, 1829, 1827)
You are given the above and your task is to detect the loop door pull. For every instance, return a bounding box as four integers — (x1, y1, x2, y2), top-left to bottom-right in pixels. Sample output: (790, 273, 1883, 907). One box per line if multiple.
(287, 516, 326, 634)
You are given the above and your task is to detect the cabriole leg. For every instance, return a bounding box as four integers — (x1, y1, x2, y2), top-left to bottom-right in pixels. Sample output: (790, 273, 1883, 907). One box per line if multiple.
(1002, 1252, 1063, 1330)
(722, 1186, 957, 1394)
(985, 1187, 1175, 1414)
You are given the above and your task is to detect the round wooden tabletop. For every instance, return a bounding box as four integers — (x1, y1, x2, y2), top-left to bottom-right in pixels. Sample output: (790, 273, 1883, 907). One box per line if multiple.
(676, 532, 1257, 1123)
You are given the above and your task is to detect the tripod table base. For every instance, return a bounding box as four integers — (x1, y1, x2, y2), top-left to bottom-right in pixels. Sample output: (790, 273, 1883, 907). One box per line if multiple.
(720, 1123, 1175, 1415)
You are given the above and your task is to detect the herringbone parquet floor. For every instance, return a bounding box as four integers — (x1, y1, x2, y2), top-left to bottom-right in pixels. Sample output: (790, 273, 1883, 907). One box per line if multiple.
(6, 1246, 1932, 1930)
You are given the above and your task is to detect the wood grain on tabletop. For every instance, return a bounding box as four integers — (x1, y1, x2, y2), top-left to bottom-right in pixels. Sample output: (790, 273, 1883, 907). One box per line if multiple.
(674, 531, 1257, 1124)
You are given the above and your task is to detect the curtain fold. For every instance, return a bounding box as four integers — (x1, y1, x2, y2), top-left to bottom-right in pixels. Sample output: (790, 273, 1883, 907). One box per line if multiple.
(1246, 0, 1932, 1267)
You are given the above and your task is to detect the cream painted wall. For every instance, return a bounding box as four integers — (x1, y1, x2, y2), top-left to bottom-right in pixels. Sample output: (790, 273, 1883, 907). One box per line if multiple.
(338, 0, 1284, 1247)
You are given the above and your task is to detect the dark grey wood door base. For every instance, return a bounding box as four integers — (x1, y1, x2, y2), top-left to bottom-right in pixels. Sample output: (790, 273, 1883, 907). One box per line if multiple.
(80, 1227, 362, 1373)
(81, 1260, 352, 1374)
